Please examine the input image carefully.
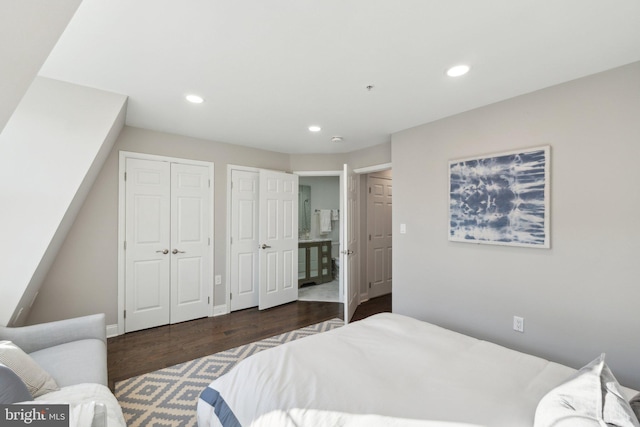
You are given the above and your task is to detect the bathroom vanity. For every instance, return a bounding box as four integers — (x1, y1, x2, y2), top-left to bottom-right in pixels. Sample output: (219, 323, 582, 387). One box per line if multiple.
(298, 239, 332, 287)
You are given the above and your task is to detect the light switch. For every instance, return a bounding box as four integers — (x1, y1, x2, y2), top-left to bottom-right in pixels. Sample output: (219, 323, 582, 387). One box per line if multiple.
(400, 223, 407, 234)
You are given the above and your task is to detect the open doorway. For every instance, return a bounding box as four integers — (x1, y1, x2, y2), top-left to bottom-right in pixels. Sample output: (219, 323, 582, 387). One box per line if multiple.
(297, 175, 341, 303)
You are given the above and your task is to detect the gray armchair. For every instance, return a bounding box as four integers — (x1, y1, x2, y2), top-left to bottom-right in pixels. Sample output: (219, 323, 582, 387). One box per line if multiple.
(0, 313, 108, 387)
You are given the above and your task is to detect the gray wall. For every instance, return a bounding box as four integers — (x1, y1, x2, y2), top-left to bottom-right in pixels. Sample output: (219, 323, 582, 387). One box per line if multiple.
(392, 61, 640, 389)
(28, 126, 391, 327)
(28, 126, 290, 326)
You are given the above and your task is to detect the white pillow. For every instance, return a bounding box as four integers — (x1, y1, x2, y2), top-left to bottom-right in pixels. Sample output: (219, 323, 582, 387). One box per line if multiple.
(0, 341, 59, 397)
(630, 393, 640, 421)
(534, 353, 639, 427)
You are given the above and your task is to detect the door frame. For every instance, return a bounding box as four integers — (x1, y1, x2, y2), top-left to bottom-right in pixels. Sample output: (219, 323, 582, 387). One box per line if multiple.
(294, 170, 346, 314)
(353, 163, 392, 304)
(117, 151, 214, 336)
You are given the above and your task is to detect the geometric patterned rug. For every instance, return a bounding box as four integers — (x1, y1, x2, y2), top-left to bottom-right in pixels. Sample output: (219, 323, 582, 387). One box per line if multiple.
(115, 318, 343, 426)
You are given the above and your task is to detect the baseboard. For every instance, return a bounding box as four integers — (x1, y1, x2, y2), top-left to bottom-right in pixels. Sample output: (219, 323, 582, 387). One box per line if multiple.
(106, 324, 119, 338)
(213, 304, 228, 317)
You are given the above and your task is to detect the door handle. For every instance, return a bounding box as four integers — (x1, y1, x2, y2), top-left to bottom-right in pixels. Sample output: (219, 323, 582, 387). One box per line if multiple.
(156, 249, 169, 254)
(260, 244, 272, 249)
(172, 249, 186, 254)
(342, 249, 354, 255)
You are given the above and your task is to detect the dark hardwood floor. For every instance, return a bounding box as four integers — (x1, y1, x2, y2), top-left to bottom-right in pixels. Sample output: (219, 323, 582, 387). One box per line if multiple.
(107, 294, 391, 390)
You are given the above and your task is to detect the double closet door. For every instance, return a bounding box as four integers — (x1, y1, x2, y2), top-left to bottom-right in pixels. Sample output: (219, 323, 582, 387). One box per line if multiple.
(229, 168, 299, 312)
(124, 158, 212, 333)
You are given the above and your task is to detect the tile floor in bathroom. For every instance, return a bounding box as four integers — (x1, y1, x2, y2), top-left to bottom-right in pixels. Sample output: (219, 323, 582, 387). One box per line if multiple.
(298, 279, 340, 303)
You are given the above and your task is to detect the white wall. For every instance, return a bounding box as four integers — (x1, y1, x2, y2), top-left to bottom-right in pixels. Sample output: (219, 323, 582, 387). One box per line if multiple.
(392, 62, 640, 389)
(0, 77, 127, 326)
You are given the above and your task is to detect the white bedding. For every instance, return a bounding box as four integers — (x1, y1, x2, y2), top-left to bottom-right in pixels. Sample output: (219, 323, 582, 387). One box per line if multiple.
(31, 383, 126, 427)
(198, 313, 637, 427)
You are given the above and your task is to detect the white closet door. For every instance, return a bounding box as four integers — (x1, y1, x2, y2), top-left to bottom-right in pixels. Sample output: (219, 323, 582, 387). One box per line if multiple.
(258, 169, 298, 310)
(125, 158, 171, 332)
(230, 170, 259, 311)
(170, 163, 211, 324)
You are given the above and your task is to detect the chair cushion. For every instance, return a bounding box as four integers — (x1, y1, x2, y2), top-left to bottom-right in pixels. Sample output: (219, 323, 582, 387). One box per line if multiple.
(0, 362, 33, 403)
(29, 339, 107, 387)
(0, 341, 59, 397)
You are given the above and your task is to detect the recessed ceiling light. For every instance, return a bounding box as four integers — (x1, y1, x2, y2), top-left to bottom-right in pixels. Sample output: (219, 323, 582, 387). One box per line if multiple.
(331, 136, 344, 143)
(308, 125, 321, 132)
(185, 94, 205, 104)
(446, 65, 470, 77)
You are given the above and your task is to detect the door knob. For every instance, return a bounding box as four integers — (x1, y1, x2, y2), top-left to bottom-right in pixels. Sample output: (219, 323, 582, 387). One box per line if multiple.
(156, 249, 169, 254)
(260, 244, 272, 249)
(342, 249, 354, 255)
(172, 249, 186, 254)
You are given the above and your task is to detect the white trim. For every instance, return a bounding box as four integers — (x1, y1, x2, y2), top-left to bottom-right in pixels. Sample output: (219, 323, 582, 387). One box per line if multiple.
(118, 151, 215, 335)
(106, 324, 119, 338)
(213, 304, 228, 317)
(294, 170, 342, 177)
(353, 162, 392, 174)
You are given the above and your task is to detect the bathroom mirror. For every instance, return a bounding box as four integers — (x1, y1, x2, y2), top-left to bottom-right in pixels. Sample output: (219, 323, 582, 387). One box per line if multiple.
(298, 185, 311, 238)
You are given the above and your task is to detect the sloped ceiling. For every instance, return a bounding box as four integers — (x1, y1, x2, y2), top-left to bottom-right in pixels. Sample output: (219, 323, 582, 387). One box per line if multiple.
(0, 0, 82, 133)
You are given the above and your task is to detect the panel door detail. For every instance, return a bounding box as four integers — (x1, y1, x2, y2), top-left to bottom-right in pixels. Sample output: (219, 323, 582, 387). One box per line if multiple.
(230, 170, 259, 311)
(367, 176, 392, 298)
(342, 163, 359, 323)
(125, 158, 171, 333)
(170, 163, 211, 324)
(258, 170, 298, 310)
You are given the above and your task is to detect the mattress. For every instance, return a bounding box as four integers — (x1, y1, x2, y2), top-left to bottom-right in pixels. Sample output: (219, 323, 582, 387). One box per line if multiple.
(198, 313, 637, 427)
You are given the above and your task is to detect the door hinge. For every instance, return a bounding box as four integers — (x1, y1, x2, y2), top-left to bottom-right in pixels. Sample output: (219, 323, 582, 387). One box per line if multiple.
(124, 241, 127, 250)
(230, 293, 233, 300)
(124, 310, 127, 319)
(230, 236, 233, 244)
(231, 181, 233, 189)
(369, 187, 371, 193)
(369, 234, 371, 241)
(369, 282, 372, 289)
(209, 179, 211, 188)
(208, 297, 210, 304)
(208, 237, 211, 246)
(124, 172, 127, 181)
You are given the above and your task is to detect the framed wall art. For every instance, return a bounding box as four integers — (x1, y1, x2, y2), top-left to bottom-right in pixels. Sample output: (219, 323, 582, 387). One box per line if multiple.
(449, 146, 550, 248)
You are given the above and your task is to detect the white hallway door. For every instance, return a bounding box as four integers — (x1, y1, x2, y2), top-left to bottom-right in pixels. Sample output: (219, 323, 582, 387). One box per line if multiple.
(367, 175, 392, 298)
(229, 168, 298, 311)
(125, 158, 211, 333)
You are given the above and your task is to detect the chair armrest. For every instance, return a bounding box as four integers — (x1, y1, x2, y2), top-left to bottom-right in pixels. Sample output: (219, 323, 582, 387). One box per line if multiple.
(0, 314, 106, 354)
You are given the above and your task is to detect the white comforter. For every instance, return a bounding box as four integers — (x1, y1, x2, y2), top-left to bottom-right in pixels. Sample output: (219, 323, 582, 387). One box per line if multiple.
(198, 313, 636, 427)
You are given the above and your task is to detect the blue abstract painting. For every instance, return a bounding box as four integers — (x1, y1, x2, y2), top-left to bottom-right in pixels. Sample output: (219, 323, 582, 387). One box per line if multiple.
(449, 146, 550, 248)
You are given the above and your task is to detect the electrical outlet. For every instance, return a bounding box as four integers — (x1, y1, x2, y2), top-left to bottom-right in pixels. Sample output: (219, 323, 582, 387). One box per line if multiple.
(513, 316, 524, 333)
(215, 275, 222, 285)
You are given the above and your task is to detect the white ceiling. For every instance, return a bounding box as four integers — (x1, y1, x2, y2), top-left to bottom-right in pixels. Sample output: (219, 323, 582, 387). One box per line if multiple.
(39, 0, 640, 154)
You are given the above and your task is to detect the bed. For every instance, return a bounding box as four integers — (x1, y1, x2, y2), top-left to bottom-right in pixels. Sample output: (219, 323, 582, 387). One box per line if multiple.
(198, 313, 640, 427)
